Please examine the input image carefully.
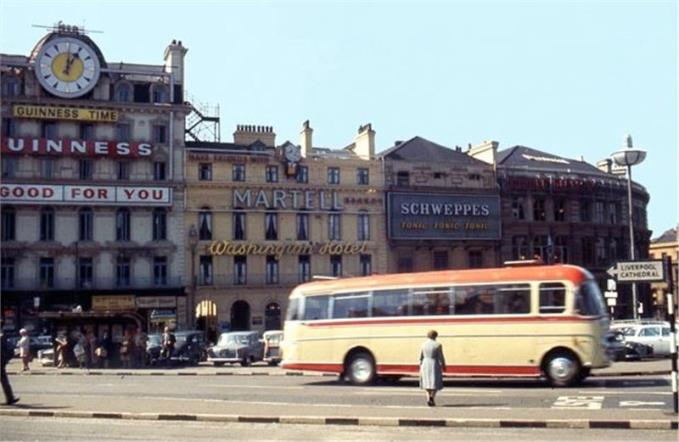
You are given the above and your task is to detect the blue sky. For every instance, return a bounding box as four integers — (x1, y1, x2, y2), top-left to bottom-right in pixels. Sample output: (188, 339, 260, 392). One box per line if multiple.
(1, 1, 676, 236)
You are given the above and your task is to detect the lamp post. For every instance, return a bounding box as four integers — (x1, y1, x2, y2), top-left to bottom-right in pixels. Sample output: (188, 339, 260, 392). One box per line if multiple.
(611, 134, 646, 320)
(187, 225, 198, 329)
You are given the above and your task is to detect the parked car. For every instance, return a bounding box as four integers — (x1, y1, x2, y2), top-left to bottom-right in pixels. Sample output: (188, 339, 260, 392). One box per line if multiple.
(146, 334, 162, 366)
(37, 347, 55, 367)
(612, 320, 675, 357)
(207, 331, 264, 367)
(262, 330, 283, 366)
(170, 331, 208, 366)
(605, 330, 653, 361)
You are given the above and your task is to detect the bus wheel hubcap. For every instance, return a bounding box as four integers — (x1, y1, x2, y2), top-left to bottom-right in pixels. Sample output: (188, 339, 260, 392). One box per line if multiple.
(351, 359, 372, 382)
(549, 357, 575, 381)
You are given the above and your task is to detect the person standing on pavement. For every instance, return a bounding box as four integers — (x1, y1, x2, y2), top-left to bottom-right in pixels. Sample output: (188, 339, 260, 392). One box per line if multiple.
(16, 329, 31, 372)
(135, 330, 148, 368)
(1, 326, 20, 405)
(161, 326, 176, 367)
(419, 330, 446, 407)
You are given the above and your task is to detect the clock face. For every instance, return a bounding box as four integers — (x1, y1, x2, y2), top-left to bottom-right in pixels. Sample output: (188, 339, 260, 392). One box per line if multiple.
(284, 144, 301, 162)
(35, 36, 101, 99)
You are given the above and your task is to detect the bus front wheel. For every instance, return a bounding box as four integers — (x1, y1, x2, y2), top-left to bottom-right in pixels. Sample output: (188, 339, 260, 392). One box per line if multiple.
(543, 351, 581, 387)
(346, 352, 376, 385)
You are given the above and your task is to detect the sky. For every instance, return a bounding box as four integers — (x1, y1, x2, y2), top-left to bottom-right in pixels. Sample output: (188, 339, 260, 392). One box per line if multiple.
(1, 1, 676, 236)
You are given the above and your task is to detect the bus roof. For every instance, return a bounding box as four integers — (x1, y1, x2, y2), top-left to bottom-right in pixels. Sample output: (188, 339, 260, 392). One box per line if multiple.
(293, 265, 591, 296)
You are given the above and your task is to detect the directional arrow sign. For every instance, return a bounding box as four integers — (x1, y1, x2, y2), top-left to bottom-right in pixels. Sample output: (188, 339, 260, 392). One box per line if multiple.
(606, 260, 665, 283)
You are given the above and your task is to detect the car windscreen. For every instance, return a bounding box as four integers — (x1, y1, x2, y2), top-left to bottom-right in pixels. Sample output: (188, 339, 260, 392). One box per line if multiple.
(575, 280, 606, 316)
(218, 334, 250, 346)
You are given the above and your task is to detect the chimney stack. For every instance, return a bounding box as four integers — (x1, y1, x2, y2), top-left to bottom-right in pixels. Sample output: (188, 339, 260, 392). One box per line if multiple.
(164, 39, 188, 85)
(300, 120, 313, 158)
(353, 123, 375, 160)
(467, 140, 499, 166)
(233, 125, 276, 147)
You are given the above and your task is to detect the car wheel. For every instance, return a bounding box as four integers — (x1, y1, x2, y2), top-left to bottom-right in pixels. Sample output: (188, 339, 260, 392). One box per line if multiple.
(346, 352, 376, 385)
(543, 351, 581, 387)
(241, 357, 250, 367)
(213, 362, 225, 367)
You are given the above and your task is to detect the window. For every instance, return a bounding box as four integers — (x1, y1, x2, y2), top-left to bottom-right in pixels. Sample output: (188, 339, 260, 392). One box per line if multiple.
(539, 282, 566, 314)
(234, 255, 247, 285)
(200, 256, 213, 285)
(357, 168, 369, 185)
(533, 198, 546, 221)
(41, 121, 57, 138)
(360, 254, 372, 276)
(233, 211, 246, 240)
(433, 251, 448, 270)
(153, 162, 166, 180)
(454, 284, 531, 315)
(40, 208, 55, 241)
(579, 200, 591, 222)
(303, 296, 329, 320)
(153, 124, 167, 144)
(80, 123, 95, 140)
(327, 167, 340, 184)
(39, 257, 54, 288)
(411, 287, 451, 316)
(532, 235, 549, 262)
(1, 118, 16, 138)
(78, 257, 93, 288)
(153, 257, 168, 286)
(114, 83, 132, 102)
(116, 123, 131, 140)
(41, 158, 54, 179)
(330, 255, 342, 277)
(197, 163, 212, 181)
(468, 250, 483, 268)
(328, 214, 341, 241)
(357, 213, 370, 241)
(1, 157, 16, 178)
(1, 77, 21, 96)
(265, 212, 278, 240)
(152, 209, 167, 240)
(574, 280, 605, 316)
(116, 257, 131, 287)
(554, 236, 569, 263)
(117, 161, 130, 180)
(152, 84, 168, 103)
(582, 237, 595, 266)
(79, 159, 93, 180)
(266, 165, 278, 183)
(1, 258, 15, 289)
(332, 292, 369, 318)
(398, 256, 413, 273)
(116, 209, 131, 241)
(296, 166, 308, 183)
(266, 256, 279, 284)
(512, 197, 525, 220)
(78, 208, 93, 241)
(595, 237, 607, 263)
(232, 164, 245, 182)
(297, 213, 309, 240)
(372, 289, 409, 317)
(199, 208, 212, 240)
(607, 203, 618, 224)
(1, 207, 16, 241)
(554, 199, 566, 221)
(396, 171, 410, 186)
(512, 236, 529, 260)
(298, 255, 311, 282)
(593, 201, 605, 223)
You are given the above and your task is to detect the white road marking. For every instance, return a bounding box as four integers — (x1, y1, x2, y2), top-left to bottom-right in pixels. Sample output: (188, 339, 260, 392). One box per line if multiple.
(576, 390, 671, 396)
(619, 400, 666, 407)
(353, 391, 500, 397)
(200, 385, 304, 390)
(551, 396, 604, 409)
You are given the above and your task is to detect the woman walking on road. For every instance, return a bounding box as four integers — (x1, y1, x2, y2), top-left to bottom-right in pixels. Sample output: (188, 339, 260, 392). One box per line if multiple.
(419, 330, 446, 407)
(17, 329, 31, 372)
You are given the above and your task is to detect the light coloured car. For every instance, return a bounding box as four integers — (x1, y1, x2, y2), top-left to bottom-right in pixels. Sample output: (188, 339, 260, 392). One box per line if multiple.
(262, 330, 283, 366)
(207, 331, 264, 367)
(614, 321, 675, 357)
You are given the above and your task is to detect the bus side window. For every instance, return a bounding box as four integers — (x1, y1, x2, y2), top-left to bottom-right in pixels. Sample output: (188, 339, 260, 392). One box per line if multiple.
(372, 289, 409, 317)
(332, 293, 369, 319)
(303, 296, 330, 320)
(539, 283, 566, 314)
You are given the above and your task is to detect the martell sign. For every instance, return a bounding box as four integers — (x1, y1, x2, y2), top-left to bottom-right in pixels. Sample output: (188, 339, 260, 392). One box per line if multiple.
(0, 184, 172, 206)
(1, 137, 152, 158)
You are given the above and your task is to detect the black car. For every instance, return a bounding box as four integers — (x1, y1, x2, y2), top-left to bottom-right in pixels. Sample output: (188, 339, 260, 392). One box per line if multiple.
(606, 330, 653, 361)
(170, 331, 208, 366)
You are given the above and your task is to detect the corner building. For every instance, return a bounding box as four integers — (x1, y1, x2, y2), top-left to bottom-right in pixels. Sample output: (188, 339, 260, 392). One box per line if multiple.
(0, 25, 191, 336)
(185, 121, 387, 335)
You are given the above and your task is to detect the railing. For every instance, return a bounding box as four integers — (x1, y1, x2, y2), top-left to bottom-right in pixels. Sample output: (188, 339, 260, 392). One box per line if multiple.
(2, 276, 185, 291)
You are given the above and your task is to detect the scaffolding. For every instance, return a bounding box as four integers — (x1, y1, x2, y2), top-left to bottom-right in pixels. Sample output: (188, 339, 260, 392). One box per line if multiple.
(185, 93, 221, 142)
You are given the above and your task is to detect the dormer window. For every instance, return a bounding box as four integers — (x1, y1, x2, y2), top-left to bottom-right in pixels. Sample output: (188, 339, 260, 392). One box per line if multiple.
(152, 84, 168, 103)
(114, 83, 132, 102)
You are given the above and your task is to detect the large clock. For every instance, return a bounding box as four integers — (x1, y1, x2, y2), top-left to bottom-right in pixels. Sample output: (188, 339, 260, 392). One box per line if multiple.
(35, 36, 101, 99)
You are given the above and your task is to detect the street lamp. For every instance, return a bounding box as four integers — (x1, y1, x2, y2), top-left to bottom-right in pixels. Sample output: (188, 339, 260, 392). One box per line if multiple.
(187, 225, 199, 329)
(611, 134, 646, 320)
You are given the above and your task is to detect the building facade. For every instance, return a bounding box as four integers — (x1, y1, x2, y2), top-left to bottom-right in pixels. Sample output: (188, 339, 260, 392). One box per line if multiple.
(185, 121, 387, 335)
(648, 226, 678, 319)
(380, 138, 501, 272)
(490, 144, 651, 318)
(0, 24, 191, 336)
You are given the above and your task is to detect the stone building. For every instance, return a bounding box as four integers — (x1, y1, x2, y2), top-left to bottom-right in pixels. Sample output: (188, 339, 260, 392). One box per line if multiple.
(380, 137, 501, 272)
(0, 24, 191, 336)
(648, 226, 678, 319)
(184, 121, 387, 335)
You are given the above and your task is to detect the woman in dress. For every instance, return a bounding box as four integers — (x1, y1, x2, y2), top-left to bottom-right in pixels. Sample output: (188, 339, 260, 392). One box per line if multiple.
(419, 330, 446, 406)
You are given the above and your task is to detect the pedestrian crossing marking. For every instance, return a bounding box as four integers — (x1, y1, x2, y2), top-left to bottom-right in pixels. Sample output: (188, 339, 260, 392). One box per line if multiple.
(551, 396, 604, 409)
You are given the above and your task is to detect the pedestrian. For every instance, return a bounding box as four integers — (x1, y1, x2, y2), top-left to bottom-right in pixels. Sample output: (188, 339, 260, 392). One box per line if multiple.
(1, 325, 20, 405)
(161, 326, 176, 367)
(419, 329, 446, 407)
(86, 330, 98, 368)
(16, 329, 31, 372)
(119, 330, 132, 369)
(73, 333, 87, 369)
(135, 330, 148, 368)
(54, 333, 68, 369)
(96, 332, 111, 369)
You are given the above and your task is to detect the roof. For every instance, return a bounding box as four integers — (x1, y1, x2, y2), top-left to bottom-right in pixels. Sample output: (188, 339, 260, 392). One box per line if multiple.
(292, 265, 591, 295)
(378, 136, 485, 167)
(497, 145, 611, 177)
(651, 227, 678, 244)
(185, 140, 273, 153)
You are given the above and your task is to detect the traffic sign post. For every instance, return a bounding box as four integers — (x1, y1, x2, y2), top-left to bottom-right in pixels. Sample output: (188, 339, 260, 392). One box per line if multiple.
(663, 256, 678, 414)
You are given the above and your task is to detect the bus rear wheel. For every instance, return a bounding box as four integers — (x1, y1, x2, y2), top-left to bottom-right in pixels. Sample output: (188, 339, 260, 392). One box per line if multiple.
(543, 351, 581, 387)
(346, 352, 376, 385)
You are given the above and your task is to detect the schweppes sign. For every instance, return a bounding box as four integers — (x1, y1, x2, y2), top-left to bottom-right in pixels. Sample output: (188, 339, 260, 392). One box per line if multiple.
(12, 105, 119, 122)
